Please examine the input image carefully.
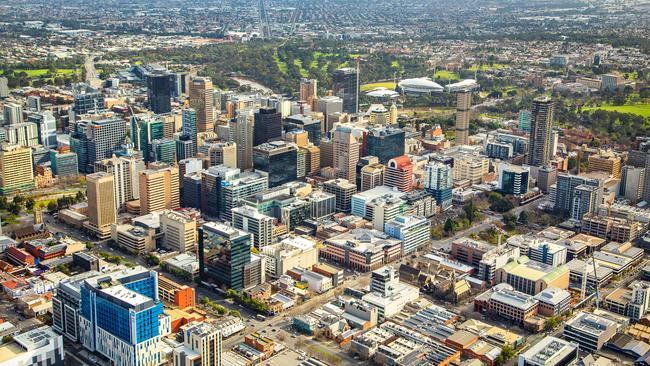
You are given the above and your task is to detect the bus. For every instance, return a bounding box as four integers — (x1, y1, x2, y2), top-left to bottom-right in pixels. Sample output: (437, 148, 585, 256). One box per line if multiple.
(256, 314, 266, 321)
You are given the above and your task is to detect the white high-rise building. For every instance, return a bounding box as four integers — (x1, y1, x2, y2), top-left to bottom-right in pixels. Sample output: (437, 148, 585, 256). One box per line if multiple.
(160, 210, 197, 253)
(232, 206, 274, 250)
(229, 110, 254, 170)
(173, 322, 222, 366)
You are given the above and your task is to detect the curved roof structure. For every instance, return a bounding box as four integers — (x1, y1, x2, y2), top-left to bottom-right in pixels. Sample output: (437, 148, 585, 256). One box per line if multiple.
(365, 87, 400, 98)
(445, 79, 479, 92)
(398, 77, 443, 95)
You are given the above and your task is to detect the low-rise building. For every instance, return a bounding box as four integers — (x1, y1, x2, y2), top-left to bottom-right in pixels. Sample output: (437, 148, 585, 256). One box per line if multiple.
(534, 287, 571, 317)
(517, 336, 579, 366)
(322, 228, 402, 272)
(158, 275, 195, 309)
(474, 284, 539, 324)
(563, 312, 617, 352)
(495, 256, 569, 295)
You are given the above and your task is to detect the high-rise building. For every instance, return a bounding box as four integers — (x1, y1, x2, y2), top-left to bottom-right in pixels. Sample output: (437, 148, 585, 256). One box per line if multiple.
(85, 172, 116, 239)
(527, 96, 554, 167)
(201, 166, 268, 220)
(317, 96, 343, 134)
(139, 165, 180, 215)
(252, 141, 298, 188)
(284, 115, 321, 146)
(198, 222, 252, 290)
(49, 150, 78, 177)
(181, 109, 198, 157)
(455, 91, 471, 145)
(232, 206, 274, 250)
(253, 107, 282, 146)
(76, 118, 127, 173)
(424, 161, 453, 210)
(53, 271, 100, 342)
(554, 173, 602, 216)
(323, 178, 357, 212)
(332, 68, 358, 114)
(200, 140, 237, 168)
(0, 143, 34, 194)
(173, 322, 222, 366)
(160, 210, 197, 253)
(0, 122, 39, 146)
(152, 138, 177, 164)
(588, 149, 622, 178)
(384, 215, 430, 256)
(0, 77, 9, 98)
(333, 126, 360, 183)
(3, 103, 23, 125)
(518, 110, 532, 132)
(300, 144, 320, 176)
(229, 110, 255, 170)
(27, 95, 41, 111)
(620, 166, 645, 203)
(95, 154, 145, 210)
(27, 111, 57, 148)
(361, 163, 385, 192)
(189, 77, 215, 132)
(300, 78, 318, 103)
(319, 138, 334, 168)
(78, 267, 169, 366)
(537, 165, 558, 193)
(175, 135, 194, 161)
(131, 116, 164, 163)
(384, 155, 413, 193)
(0, 326, 64, 366)
(365, 126, 405, 164)
(147, 71, 172, 114)
(570, 184, 602, 221)
(498, 163, 530, 196)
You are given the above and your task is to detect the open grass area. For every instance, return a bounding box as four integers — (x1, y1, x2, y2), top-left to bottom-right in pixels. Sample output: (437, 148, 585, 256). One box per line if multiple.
(361, 81, 396, 92)
(273, 52, 288, 74)
(293, 59, 309, 77)
(434, 70, 460, 80)
(583, 104, 650, 118)
(468, 63, 508, 71)
(13, 68, 82, 78)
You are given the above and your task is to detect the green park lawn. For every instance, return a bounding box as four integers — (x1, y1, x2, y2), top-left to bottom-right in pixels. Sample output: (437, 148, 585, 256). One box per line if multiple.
(360, 81, 397, 92)
(434, 70, 460, 80)
(583, 104, 650, 118)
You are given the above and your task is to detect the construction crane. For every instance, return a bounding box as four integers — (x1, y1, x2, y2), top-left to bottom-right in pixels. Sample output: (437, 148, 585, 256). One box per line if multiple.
(579, 254, 601, 309)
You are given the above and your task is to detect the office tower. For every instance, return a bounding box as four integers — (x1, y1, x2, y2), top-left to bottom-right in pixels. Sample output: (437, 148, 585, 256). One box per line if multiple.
(200, 140, 237, 168)
(139, 165, 180, 215)
(201, 166, 268, 220)
(389, 104, 398, 124)
(86, 172, 116, 239)
(300, 78, 318, 102)
(0, 326, 64, 365)
(300, 144, 320, 176)
(588, 150, 622, 178)
(72, 84, 104, 115)
(621, 166, 645, 203)
(27, 111, 57, 148)
(252, 141, 298, 188)
(571, 184, 602, 221)
(3, 103, 23, 125)
(95, 155, 145, 211)
(333, 126, 360, 183)
(317, 96, 343, 134)
(385, 155, 413, 192)
(455, 90, 471, 145)
(131, 116, 164, 163)
(384, 215, 430, 255)
(554, 173, 602, 215)
(601, 74, 624, 92)
(182, 172, 203, 210)
(74, 118, 127, 174)
(78, 268, 168, 366)
(232, 206, 274, 250)
(26, 95, 41, 112)
(284, 115, 321, 146)
(332, 68, 358, 113)
(253, 107, 282, 146)
(518, 110, 532, 132)
(160, 210, 197, 253)
(361, 163, 385, 192)
(498, 163, 530, 195)
(173, 322, 222, 366)
(49, 150, 78, 177)
(198, 222, 252, 290)
(0, 143, 34, 194)
(0, 122, 39, 146)
(537, 165, 557, 193)
(175, 135, 194, 161)
(424, 161, 453, 210)
(319, 138, 334, 168)
(0, 77, 8, 98)
(323, 178, 357, 212)
(189, 77, 214, 132)
(229, 110, 254, 170)
(147, 71, 172, 114)
(527, 96, 554, 167)
(181, 108, 198, 157)
(178, 157, 203, 186)
(152, 138, 177, 164)
(366, 126, 405, 164)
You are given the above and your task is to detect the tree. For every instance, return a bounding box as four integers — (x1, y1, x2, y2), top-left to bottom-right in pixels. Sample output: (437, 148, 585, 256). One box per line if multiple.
(518, 211, 529, 225)
(8, 202, 20, 215)
(75, 191, 85, 203)
(503, 213, 517, 231)
(488, 192, 503, 204)
(229, 310, 241, 318)
(25, 198, 35, 210)
(444, 218, 455, 234)
(2, 335, 13, 344)
(12, 195, 24, 206)
(463, 201, 479, 222)
(490, 198, 514, 213)
(0, 196, 7, 210)
(546, 316, 559, 330)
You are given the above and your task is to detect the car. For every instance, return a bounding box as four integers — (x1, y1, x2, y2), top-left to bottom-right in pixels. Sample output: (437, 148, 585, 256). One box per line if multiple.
(272, 329, 276, 332)
(291, 335, 296, 338)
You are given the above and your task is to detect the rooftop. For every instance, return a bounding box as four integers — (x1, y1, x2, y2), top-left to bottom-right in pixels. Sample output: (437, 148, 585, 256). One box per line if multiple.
(565, 312, 616, 335)
(519, 336, 578, 364)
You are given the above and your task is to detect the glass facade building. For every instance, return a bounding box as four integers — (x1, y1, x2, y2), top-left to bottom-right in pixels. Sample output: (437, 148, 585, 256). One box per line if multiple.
(253, 107, 282, 146)
(366, 127, 405, 164)
(146, 73, 172, 114)
(131, 116, 164, 162)
(253, 141, 298, 188)
(198, 222, 251, 290)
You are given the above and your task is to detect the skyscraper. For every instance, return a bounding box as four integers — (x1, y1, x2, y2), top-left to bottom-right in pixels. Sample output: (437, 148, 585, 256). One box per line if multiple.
(316, 96, 343, 134)
(332, 126, 360, 183)
(189, 77, 214, 132)
(95, 154, 145, 211)
(198, 222, 252, 290)
(0, 143, 33, 194)
(366, 126, 405, 164)
(174, 322, 222, 366)
(0, 77, 9, 98)
(229, 110, 255, 170)
(332, 68, 358, 114)
(424, 161, 453, 210)
(385, 155, 413, 192)
(252, 141, 298, 188)
(147, 71, 172, 114)
(200, 140, 237, 168)
(284, 115, 321, 146)
(27, 111, 57, 148)
(160, 210, 197, 253)
(72, 84, 104, 115)
(253, 107, 282, 146)
(181, 108, 198, 157)
(85, 172, 116, 239)
(84, 118, 127, 172)
(455, 90, 471, 145)
(232, 206, 274, 250)
(3, 103, 23, 125)
(152, 138, 177, 164)
(527, 96, 554, 167)
(131, 116, 164, 163)
(139, 165, 180, 215)
(300, 78, 318, 102)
